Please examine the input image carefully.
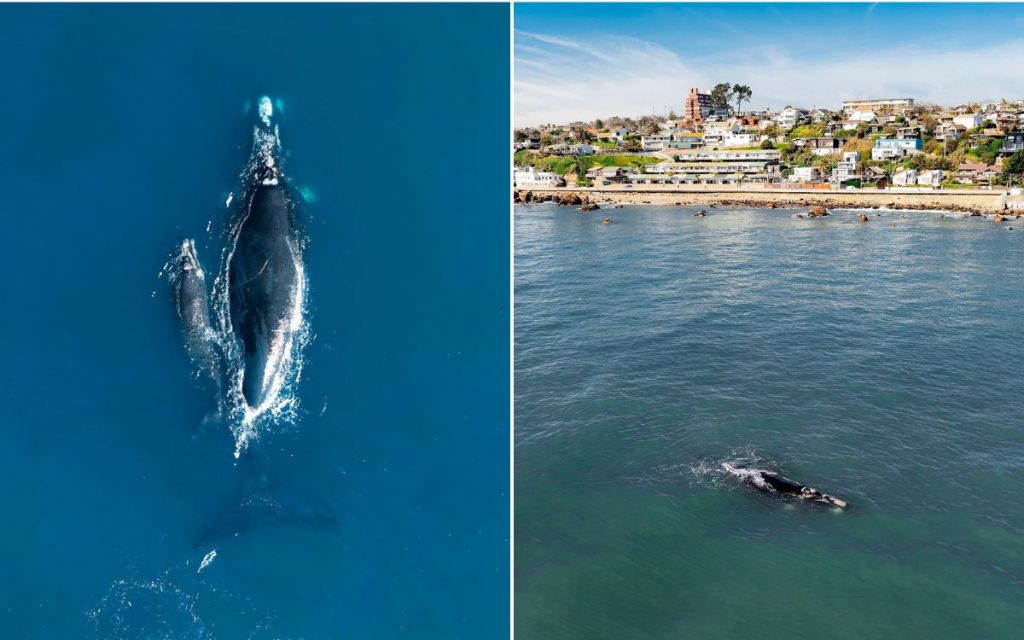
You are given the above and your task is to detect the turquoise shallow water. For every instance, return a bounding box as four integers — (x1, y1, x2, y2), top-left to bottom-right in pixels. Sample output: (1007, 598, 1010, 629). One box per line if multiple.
(515, 204, 1024, 639)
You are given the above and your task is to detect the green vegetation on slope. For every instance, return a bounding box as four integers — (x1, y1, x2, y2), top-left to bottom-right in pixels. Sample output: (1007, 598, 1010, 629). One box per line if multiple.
(515, 151, 662, 176)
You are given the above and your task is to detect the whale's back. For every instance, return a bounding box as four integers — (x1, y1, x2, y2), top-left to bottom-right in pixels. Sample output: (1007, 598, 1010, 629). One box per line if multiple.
(229, 184, 300, 408)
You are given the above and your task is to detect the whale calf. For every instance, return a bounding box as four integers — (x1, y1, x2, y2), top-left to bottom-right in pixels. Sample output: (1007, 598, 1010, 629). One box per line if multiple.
(173, 238, 222, 390)
(723, 463, 848, 509)
(227, 97, 306, 421)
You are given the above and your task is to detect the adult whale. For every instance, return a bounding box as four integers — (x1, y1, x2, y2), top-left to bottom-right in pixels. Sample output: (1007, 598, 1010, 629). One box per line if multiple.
(723, 463, 848, 509)
(227, 97, 306, 422)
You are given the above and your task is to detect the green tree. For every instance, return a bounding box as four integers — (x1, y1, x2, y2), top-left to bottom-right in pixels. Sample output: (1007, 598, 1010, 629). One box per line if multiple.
(710, 83, 733, 110)
(732, 85, 752, 114)
(540, 131, 553, 147)
(594, 118, 604, 129)
(1002, 150, 1024, 185)
(572, 126, 594, 144)
(644, 122, 661, 136)
(759, 139, 775, 150)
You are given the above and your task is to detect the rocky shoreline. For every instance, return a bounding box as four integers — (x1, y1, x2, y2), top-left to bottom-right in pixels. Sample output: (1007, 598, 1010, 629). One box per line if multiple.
(514, 188, 1015, 216)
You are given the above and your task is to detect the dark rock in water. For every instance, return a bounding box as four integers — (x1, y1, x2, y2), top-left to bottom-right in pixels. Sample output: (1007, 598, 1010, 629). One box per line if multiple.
(557, 193, 584, 206)
(993, 214, 1006, 222)
(858, 214, 869, 222)
(695, 210, 707, 217)
(602, 217, 613, 224)
(807, 204, 829, 217)
(970, 211, 983, 217)
(674, 202, 682, 206)
(580, 203, 600, 212)
(768, 202, 778, 209)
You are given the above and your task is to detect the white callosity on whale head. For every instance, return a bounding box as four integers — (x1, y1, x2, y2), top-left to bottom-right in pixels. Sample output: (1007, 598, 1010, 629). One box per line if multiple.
(179, 238, 203, 279)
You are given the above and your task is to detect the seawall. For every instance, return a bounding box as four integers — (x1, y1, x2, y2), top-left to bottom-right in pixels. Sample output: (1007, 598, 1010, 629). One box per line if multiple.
(516, 185, 1015, 214)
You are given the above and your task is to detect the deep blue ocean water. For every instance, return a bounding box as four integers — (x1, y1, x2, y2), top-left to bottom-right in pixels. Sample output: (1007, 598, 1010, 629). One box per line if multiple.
(516, 204, 1024, 639)
(0, 4, 508, 638)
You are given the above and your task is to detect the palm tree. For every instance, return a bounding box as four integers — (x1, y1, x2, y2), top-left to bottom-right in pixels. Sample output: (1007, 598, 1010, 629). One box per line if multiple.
(569, 154, 590, 183)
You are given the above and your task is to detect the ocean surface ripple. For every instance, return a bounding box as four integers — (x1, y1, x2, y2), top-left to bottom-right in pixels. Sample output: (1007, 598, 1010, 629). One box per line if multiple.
(515, 203, 1024, 639)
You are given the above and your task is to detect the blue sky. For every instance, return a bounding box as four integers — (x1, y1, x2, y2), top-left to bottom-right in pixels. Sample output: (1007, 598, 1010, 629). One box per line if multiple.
(515, 3, 1024, 126)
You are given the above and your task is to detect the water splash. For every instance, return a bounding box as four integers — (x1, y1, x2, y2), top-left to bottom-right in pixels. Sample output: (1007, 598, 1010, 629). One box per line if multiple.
(197, 549, 217, 574)
(87, 565, 275, 639)
(688, 447, 776, 490)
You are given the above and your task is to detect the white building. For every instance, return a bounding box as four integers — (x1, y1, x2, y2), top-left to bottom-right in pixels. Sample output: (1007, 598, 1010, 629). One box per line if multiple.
(721, 132, 759, 147)
(917, 169, 944, 186)
(514, 167, 563, 188)
(702, 120, 740, 144)
(832, 151, 861, 183)
(953, 114, 984, 130)
(871, 138, 922, 161)
(892, 169, 918, 186)
(841, 98, 915, 114)
(674, 149, 782, 162)
(848, 109, 878, 123)
(790, 166, 822, 183)
(777, 107, 810, 130)
(641, 134, 672, 151)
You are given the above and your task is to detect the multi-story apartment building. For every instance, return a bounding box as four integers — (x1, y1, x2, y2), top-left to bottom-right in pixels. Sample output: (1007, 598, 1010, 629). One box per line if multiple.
(684, 87, 712, 123)
(841, 98, 915, 115)
(832, 151, 861, 183)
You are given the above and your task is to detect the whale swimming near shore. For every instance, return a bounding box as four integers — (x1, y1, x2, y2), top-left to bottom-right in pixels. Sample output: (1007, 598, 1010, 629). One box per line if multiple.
(723, 463, 848, 509)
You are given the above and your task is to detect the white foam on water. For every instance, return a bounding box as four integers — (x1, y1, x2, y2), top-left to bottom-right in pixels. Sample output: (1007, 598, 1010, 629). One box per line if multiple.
(688, 448, 775, 491)
(258, 95, 273, 127)
(197, 549, 217, 574)
(721, 462, 773, 491)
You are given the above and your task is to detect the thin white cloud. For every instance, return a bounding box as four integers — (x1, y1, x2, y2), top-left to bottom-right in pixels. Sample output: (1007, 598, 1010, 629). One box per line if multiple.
(515, 30, 1024, 127)
(514, 30, 711, 126)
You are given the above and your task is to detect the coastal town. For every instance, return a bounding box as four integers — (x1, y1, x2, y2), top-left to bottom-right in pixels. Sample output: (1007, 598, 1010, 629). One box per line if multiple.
(513, 84, 1024, 213)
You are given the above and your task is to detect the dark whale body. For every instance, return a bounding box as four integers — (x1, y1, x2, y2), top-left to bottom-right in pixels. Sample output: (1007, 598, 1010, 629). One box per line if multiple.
(724, 464, 848, 509)
(228, 182, 302, 409)
(174, 239, 221, 389)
